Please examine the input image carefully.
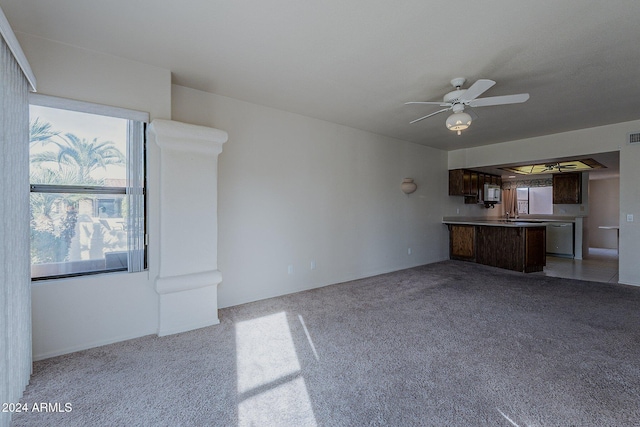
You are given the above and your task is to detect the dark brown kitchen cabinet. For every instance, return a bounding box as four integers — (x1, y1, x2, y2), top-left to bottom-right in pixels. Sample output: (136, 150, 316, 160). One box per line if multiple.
(449, 169, 473, 196)
(450, 225, 475, 261)
(464, 171, 479, 204)
(478, 174, 486, 202)
(524, 227, 546, 270)
(447, 224, 546, 273)
(449, 169, 502, 204)
(553, 173, 581, 204)
(449, 169, 462, 194)
(476, 226, 524, 271)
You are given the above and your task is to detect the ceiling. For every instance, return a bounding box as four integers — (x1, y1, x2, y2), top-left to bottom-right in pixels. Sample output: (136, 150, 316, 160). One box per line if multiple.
(2, 0, 640, 151)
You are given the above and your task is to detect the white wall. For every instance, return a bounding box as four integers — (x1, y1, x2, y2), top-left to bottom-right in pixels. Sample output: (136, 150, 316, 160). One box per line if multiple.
(17, 33, 450, 358)
(171, 85, 450, 308)
(16, 33, 170, 120)
(17, 33, 172, 360)
(448, 120, 640, 285)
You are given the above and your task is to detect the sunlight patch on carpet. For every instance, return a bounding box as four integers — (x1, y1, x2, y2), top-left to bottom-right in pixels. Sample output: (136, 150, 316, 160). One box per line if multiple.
(298, 314, 320, 361)
(238, 376, 316, 426)
(236, 312, 300, 393)
(498, 408, 521, 427)
(236, 311, 317, 426)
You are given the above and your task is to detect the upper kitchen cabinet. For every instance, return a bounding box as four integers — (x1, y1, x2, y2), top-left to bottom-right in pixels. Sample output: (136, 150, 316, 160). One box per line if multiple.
(449, 169, 475, 196)
(449, 169, 501, 204)
(553, 172, 582, 204)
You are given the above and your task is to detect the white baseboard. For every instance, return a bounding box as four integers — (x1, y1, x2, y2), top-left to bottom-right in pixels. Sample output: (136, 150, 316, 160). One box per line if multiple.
(219, 257, 450, 309)
(157, 317, 220, 337)
(617, 279, 640, 287)
(32, 330, 155, 361)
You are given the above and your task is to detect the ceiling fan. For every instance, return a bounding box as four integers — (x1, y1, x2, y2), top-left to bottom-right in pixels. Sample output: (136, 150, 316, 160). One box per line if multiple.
(405, 78, 530, 135)
(542, 162, 578, 172)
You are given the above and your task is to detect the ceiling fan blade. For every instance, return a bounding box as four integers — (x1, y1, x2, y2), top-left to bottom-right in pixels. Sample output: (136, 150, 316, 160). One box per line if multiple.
(405, 101, 450, 107)
(468, 93, 530, 107)
(460, 79, 495, 101)
(409, 108, 451, 124)
(466, 108, 479, 121)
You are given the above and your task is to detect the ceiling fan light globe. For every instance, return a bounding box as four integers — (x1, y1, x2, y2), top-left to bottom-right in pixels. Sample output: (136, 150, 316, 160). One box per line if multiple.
(446, 112, 472, 132)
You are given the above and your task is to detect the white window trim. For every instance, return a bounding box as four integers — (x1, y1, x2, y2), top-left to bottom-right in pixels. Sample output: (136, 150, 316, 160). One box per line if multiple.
(28, 94, 148, 279)
(29, 93, 149, 123)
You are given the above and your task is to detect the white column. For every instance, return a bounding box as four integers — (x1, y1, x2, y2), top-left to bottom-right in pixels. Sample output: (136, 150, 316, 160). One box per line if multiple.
(147, 119, 227, 336)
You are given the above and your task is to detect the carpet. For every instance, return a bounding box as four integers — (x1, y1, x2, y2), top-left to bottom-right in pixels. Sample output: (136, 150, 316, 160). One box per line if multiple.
(11, 261, 640, 426)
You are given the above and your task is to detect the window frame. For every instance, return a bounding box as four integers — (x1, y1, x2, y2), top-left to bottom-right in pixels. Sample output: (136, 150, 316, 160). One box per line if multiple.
(516, 187, 530, 215)
(28, 94, 149, 281)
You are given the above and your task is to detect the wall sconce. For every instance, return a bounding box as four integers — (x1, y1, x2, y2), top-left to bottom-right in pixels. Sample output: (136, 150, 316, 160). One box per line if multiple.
(401, 178, 417, 194)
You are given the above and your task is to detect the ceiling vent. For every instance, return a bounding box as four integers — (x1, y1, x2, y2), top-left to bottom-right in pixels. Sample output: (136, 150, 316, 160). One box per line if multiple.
(629, 132, 640, 144)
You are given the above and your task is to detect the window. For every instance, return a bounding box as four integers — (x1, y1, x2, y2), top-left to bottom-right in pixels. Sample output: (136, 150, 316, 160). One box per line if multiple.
(29, 94, 147, 280)
(529, 186, 553, 215)
(515, 186, 553, 215)
(516, 188, 529, 214)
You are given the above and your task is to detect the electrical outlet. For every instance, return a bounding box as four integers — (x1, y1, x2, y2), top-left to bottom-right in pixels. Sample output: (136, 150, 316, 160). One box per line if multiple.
(288, 265, 294, 274)
(310, 261, 316, 270)
(627, 214, 634, 222)
(408, 248, 412, 255)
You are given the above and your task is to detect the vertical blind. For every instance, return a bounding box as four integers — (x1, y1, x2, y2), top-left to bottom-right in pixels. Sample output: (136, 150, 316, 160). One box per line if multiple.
(127, 120, 146, 272)
(0, 35, 32, 427)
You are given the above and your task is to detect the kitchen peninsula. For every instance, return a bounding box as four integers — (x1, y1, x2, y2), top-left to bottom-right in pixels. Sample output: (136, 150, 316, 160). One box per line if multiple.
(443, 218, 546, 273)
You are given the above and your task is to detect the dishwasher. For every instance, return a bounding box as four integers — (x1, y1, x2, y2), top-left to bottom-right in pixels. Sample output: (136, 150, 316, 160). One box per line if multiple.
(546, 222, 574, 257)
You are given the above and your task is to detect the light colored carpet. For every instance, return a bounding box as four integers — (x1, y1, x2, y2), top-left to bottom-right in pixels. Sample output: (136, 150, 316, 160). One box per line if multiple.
(12, 260, 640, 426)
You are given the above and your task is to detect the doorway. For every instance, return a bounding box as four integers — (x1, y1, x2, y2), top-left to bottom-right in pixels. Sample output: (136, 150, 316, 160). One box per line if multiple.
(541, 152, 620, 284)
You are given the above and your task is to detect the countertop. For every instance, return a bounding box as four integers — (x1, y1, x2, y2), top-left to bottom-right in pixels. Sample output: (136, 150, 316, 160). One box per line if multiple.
(442, 216, 575, 228)
(442, 219, 547, 228)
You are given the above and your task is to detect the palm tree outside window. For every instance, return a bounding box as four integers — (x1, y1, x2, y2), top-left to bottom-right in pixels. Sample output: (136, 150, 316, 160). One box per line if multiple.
(29, 95, 147, 280)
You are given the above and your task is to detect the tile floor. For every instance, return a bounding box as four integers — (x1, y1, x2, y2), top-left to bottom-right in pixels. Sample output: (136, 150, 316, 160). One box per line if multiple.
(535, 247, 619, 283)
